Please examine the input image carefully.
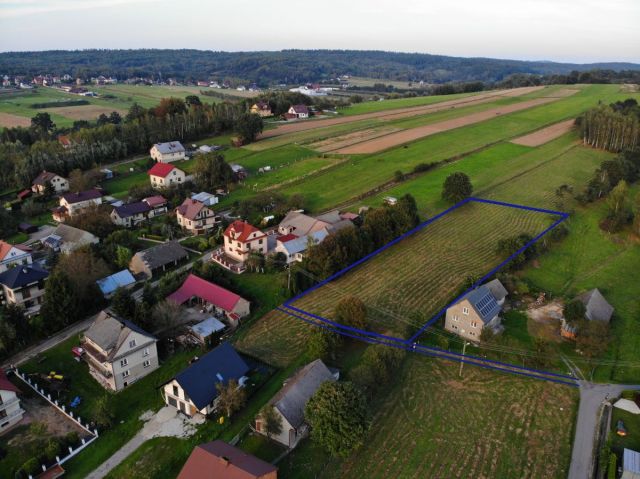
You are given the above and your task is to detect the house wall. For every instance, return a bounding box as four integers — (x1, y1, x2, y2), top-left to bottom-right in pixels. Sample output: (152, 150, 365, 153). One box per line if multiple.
(223, 232, 267, 263)
(111, 210, 147, 228)
(0, 388, 24, 435)
(32, 176, 69, 195)
(0, 248, 32, 273)
(162, 379, 211, 417)
(151, 147, 185, 163)
(256, 410, 296, 447)
(232, 298, 251, 318)
(177, 207, 218, 235)
(0, 280, 46, 316)
(60, 197, 102, 217)
(110, 334, 159, 391)
(150, 169, 185, 188)
(444, 299, 484, 342)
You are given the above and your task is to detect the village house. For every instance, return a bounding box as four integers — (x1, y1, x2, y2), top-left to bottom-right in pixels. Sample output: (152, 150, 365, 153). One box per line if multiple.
(110, 196, 168, 227)
(168, 273, 250, 327)
(96, 270, 136, 297)
(52, 189, 103, 222)
(176, 198, 219, 235)
(148, 163, 186, 189)
(224, 220, 268, 263)
(0, 241, 32, 273)
(0, 264, 48, 317)
(286, 104, 310, 119)
(278, 210, 353, 237)
(561, 288, 615, 340)
(150, 141, 186, 163)
(81, 310, 159, 391)
(42, 223, 99, 254)
(444, 280, 507, 342)
(58, 135, 73, 149)
(178, 441, 277, 479)
(31, 170, 69, 195)
(256, 359, 337, 448)
(250, 101, 272, 117)
(161, 342, 249, 417)
(275, 230, 328, 264)
(0, 369, 24, 435)
(129, 241, 189, 279)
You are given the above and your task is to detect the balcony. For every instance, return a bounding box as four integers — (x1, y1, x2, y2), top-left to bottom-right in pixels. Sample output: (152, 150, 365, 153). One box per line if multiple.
(211, 248, 246, 274)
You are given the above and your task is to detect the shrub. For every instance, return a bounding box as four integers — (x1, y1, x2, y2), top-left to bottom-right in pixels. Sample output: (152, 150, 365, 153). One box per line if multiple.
(64, 431, 80, 448)
(20, 457, 41, 476)
(44, 438, 62, 462)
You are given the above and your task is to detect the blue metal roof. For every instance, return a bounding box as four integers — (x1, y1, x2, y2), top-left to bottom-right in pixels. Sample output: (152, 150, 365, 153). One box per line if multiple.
(173, 342, 249, 410)
(96, 270, 136, 295)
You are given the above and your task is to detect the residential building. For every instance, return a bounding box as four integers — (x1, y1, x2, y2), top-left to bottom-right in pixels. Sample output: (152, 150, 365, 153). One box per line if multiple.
(222, 220, 268, 263)
(0, 264, 48, 316)
(622, 449, 640, 479)
(0, 241, 32, 273)
(148, 163, 186, 189)
(96, 270, 136, 297)
(561, 288, 614, 340)
(31, 171, 69, 195)
(129, 242, 189, 278)
(168, 274, 250, 326)
(52, 189, 103, 221)
(255, 359, 337, 448)
(161, 342, 249, 417)
(150, 141, 186, 163)
(176, 199, 219, 235)
(177, 441, 277, 479)
(42, 224, 99, 254)
(286, 104, 310, 119)
(0, 370, 24, 435)
(81, 310, 159, 391)
(444, 280, 507, 342)
(277, 210, 352, 237)
(110, 195, 168, 227)
(250, 101, 272, 117)
(190, 192, 218, 207)
(275, 230, 328, 264)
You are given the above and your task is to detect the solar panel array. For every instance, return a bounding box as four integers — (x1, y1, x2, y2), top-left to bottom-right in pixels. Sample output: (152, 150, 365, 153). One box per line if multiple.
(475, 292, 498, 318)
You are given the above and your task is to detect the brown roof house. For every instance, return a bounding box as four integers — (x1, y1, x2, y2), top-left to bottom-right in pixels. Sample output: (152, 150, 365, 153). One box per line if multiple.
(178, 440, 277, 479)
(250, 101, 272, 118)
(561, 288, 614, 340)
(444, 280, 507, 342)
(31, 171, 69, 195)
(52, 189, 103, 222)
(81, 310, 159, 391)
(255, 359, 337, 448)
(129, 241, 189, 278)
(176, 199, 220, 235)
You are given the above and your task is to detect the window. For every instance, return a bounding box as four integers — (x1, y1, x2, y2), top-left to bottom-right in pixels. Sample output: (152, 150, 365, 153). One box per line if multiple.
(122, 370, 130, 378)
(469, 332, 475, 336)
(143, 348, 150, 357)
(173, 385, 179, 397)
(143, 360, 151, 368)
(452, 324, 458, 330)
(453, 315, 459, 322)
(258, 239, 263, 244)
(129, 339, 137, 348)
(120, 358, 128, 367)
(462, 307, 469, 315)
(471, 321, 478, 328)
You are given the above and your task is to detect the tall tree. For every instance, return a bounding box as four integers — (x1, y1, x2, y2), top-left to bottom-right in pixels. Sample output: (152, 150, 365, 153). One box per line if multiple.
(234, 113, 264, 143)
(442, 172, 473, 203)
(31, 112, 55, 135)
(257, 405, 283, 440)
(40, 270, 81, 333)
(334, 296, 368, 330)
(216, 379, 246, 417)
(193, 153, 234, 189)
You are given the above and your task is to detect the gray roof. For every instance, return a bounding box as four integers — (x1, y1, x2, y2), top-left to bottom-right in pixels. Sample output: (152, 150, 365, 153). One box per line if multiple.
(84, 310, 155, 361)
(280, 230, 328, 256)
(459, 285, 501, 324)
(134, 241, 188, 270)
(624, 449, 640, 474)
(485, 279, 508, 302)
(153, 141, 185, 154)
(51, 223, 98, 245)
(578, 288, 614, 323)
(270, 359, 335, 428)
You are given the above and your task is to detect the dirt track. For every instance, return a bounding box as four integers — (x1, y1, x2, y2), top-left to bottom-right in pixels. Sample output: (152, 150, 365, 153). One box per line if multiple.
(259, 86, 545, 140)
(510, 119, 575, 146)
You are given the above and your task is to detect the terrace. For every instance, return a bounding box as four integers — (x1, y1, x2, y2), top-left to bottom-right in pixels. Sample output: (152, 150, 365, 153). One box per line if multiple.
(211, 248, 246, 274)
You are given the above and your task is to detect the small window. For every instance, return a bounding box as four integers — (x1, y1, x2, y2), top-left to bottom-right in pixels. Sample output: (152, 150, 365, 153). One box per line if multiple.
(120, 358, 128, 367)
(471, 321, 478, 328)
(173, 385, 179, 397)
(129, 339, 137, 348)
(462, 307, 469, 315)
(453, 315, 459, 322)
(143, 360, 151, 368)
(122, 370, 130, 378)
(258, 239, 263, 244)
(143, 348, 150, 357)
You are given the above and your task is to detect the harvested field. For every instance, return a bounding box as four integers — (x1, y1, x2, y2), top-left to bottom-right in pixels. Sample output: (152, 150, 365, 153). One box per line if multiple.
(307, 127, 401, 152)
(43, 104, 127, 121)
(0, 111, 31, 127)
(334, 97, 560, 154)
(259, 86, 545, 140)
(542, 88, 581, 98)
(511, 119, 575, 147)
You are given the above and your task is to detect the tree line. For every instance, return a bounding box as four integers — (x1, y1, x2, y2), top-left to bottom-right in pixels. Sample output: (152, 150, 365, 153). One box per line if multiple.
(577, 99, 639, 152)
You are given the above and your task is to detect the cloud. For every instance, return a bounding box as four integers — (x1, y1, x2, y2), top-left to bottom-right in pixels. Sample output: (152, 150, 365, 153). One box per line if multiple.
(0, 0, 157, 18)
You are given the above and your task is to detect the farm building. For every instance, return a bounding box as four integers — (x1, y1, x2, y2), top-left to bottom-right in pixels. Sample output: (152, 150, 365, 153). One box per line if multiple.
(0, 264, 49, 317)
(190, 191, 218, 206)
(230, 163, 248, 180)
(0, 369, 24, 434)
(52, 189, 103, 221)
(147, 163, 186, 189)
(561, 288, 614, 339)
(31, 170, 69, 195)
(444, 280, 507, 342)
(150, 141, 186, 163)
(129, 242, 189, 278)
(255, 359, 338, 448)
(176, 198, 219, 235)
(0, 241, 32, 273)
(81, 310, 159, 391)
(250, 101, 272, 117)
(277, 210, 353, 237)
(177, 441, 277, 479)
(161, 342, 249, 417)
(189, 317, 226, 345)
(42, 224, 99, 254)
(275, 229, 328, 264)
(286, 104, 309, 119)
(96, 270, 136, 297)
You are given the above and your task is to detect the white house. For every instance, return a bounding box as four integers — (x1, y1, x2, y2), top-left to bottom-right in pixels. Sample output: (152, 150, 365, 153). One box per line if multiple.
(53, 189, 103, 221)
(287, 104, 309, 119)
(31, 171, 70, 195)
(150, 141, 186, 163)
(0, 370, 24, 435)
(0, 241, 32, 273)
(148, 163, 186, 189)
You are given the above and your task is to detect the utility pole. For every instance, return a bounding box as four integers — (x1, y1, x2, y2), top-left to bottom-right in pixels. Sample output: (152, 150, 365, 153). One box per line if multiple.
(459, 341, 468, 377)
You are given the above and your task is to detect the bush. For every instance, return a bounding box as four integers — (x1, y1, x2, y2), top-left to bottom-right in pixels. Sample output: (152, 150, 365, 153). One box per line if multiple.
(64, 431, 80, 449)
(20, 457, 41, 476)
(44, 438, 62, 462)
(413, 162, 438, 173)
(607, 452, 617, 479)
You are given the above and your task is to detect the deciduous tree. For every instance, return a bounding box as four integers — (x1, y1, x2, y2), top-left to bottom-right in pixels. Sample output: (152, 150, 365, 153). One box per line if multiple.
(258, 405, 283, 440)
(334, 296, 367, 330)
(442, 172, 473, 203)
(216, 379, 246, 418)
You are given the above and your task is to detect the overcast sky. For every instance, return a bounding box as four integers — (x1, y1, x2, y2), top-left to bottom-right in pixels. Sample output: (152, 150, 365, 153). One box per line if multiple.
(1, 0, 638, 63)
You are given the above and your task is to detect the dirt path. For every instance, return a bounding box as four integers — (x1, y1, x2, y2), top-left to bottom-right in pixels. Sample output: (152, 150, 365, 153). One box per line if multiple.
(258, 86, 545, 140)
(511, 119, 575, 146)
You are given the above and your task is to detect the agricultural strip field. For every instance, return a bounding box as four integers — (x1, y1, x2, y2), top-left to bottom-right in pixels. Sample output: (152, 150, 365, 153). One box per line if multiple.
(290, 355, 577, 479)
(43, 104, 127, 120)
(0, 111, 31, 127)
(511, 119, 576, 147)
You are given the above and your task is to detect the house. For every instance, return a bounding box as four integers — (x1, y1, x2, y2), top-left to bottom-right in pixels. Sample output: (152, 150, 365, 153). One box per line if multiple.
(42, 224, 99, 254)
(148, 163, 186, 189)
(143, 195, 169, 217)
(0, 241, 32, 273)
(277, 210, 352, 237)
(58, 135, 73, 149)
(622, 449, 640, 479)
(222, 221, 268, 263)
(129, 241, 189, 278)
(286, 104, 309, 119)
(110, 201, 150, 227)
(81, 310, 159, 391)
(150, 141, 186, 163)
(561, 288, 614, 340)
(0, 369, 24, 435)
(161, 342, 249, 417)
(177, 440, 277, 479)
(255, 359, 337, 448)
(168, 274, 251, 326)
(484, 278, 509, 306)
(444, 280, 507, 342)
(250, 101, 272, 117)
(31, 171, 69, 195)
(190, 192, 218, 207)
(53, 189, 103, 221)
(176, 199, 219, 235)
(189, 317, 226, 345)
(96, 270, 136, 297)
(0, 264, 48, 316)
(275, 230, 328, 264)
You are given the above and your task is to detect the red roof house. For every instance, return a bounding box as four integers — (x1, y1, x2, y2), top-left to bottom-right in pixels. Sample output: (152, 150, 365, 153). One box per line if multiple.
(0, 369, 20, 393)
(148, 162, 178, 178)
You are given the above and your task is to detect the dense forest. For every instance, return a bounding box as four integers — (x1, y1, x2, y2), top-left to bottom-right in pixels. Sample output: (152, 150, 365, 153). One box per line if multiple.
(1, 49, 639, 85)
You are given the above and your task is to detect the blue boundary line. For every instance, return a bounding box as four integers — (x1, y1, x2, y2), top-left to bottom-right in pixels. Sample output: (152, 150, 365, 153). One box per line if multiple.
(277, 307, 578, 388)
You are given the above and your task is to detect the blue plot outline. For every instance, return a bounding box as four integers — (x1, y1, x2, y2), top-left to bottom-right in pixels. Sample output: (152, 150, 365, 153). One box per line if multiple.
(280, 196, 574, 385)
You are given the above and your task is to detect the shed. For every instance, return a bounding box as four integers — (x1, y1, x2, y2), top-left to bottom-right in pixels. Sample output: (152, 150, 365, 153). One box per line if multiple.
(189, 317, 226, 344)
(96, 270, 136, 296)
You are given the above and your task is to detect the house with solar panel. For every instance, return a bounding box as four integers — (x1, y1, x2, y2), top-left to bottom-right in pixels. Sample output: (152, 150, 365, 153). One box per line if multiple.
(150, 141, 186, 163)
(444, 279, 508, 342)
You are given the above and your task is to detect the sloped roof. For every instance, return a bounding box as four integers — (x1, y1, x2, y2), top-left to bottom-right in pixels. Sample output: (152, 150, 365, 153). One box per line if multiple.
(177, 440, 277, 479)
(176, 199, 208, 221)
(143, 195, 167, 208)
(290, 104, 309, 114)
(624, 449, 640, 475)
(224, 220, 263, 242)
(252, 101, 270, 110)
(0, 241, 20, 261)
(0, 369, 20, 393)
(113, 201, 150, 218)
(32, 170, 63, 186)
(484, 279, 508, 302)
(152, 141, 185, 154)
(133, 242, 188, 270)
(96, 270, 136, 295)
(280, 230, 328, 256)
(279, 211, 331, 236)
(167, 274, 245, 313)
(51, 223, 97, 245)
(458, 285, 501, 324)
(190, 317, 226, 337)
(83, 310, 156, 360)
(270, 359, 335, 429)
(578, 288, 614, 323)
(0, 264, 48, 289)
(61, 189, 102, 204)
(172, 342, 249, 410)
(148, 162, 181, 178)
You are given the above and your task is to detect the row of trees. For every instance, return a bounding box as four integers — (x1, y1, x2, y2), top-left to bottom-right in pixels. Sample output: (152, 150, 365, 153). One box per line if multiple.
(578, 100, 639, 152)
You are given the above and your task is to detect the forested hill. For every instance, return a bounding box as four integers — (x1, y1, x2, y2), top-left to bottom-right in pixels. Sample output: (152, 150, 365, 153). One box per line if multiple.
(1, 49, 639, 85)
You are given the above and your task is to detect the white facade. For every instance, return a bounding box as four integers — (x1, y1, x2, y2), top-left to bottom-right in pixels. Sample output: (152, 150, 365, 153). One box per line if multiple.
(0, 245, 32, 273)
(150, 168, 186, 188)
(0, 386, 24, 435)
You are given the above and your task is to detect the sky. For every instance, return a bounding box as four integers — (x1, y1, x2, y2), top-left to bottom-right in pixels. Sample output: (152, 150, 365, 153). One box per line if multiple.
(1, 0, 639, 63)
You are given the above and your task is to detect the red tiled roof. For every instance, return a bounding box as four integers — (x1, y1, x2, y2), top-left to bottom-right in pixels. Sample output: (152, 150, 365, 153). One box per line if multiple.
(0, 369, 20, 393)
(0, 241, 13, 260)
(148, 162, 178, 178)
(143, 195, 167, 208)
(167, 274, 243, 313)
(277, 234, 298, 243)
(176, 198, 206, 220)
(224, 220, 263, 242)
